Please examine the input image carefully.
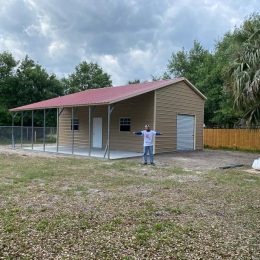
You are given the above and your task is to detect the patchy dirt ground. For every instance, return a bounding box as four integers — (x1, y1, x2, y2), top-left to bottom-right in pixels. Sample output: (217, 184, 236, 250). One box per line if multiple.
(153, 149, 260, 170)
(0, 148, 259, 259)
(1, 145, 259, 171)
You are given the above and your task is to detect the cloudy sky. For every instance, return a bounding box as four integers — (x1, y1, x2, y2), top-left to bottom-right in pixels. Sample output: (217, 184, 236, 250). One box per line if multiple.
(0, 0, 259, 85)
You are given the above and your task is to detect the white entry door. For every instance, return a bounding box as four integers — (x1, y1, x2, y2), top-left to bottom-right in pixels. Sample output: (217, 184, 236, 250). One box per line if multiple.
(92, 117, 102, 148)
(177, 115, 195, 150)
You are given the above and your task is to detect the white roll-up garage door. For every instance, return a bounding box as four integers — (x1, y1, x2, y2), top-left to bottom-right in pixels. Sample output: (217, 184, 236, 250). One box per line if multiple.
(177, 115, 195, 150)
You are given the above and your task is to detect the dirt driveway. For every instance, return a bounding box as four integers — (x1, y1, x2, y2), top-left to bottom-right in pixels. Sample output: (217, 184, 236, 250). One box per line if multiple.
(153, 149, 260, 170)
(0, 145, 259, 171)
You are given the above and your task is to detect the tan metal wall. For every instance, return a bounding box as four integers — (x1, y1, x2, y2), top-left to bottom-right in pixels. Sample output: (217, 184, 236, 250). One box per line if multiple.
(58, 92, 154, 152)
(110, 92, 154, 152)
(155, 81, 205, 153)
(58, 82, 204, 154)
(59, 107, 89, 149)
(59, 106, 108, 149)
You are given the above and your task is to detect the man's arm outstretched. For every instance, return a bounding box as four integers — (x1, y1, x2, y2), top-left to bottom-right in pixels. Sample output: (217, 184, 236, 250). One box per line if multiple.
(133, 131, 143, 135)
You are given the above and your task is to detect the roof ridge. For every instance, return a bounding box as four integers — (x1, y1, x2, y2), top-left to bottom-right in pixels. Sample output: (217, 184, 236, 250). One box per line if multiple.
(57, 78, 176, 97)
(10, 77, 206, 112)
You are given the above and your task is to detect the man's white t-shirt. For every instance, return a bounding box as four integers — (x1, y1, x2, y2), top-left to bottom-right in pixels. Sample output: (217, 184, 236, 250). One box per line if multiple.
(141, 130, 157, 146)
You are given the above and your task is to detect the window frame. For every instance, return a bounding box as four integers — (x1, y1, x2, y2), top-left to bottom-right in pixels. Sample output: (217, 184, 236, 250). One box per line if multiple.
(71, 118, 79, 131)
(119, 117, 131, 132)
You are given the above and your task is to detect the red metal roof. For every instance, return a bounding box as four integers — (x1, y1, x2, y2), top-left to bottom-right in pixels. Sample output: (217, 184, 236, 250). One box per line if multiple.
(10, 77, 206, 111)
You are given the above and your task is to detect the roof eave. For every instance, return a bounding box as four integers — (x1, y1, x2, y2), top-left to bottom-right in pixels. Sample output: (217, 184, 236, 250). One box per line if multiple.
(109, 81, 183, 104)
(182, 78, 207, 100)
(9, 101, 111, 112)
(9, 77, 207, 112)
(110, 78, 207, 103)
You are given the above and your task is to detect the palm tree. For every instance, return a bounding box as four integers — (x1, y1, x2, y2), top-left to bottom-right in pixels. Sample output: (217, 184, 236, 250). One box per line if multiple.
(228, 15, 260, 126)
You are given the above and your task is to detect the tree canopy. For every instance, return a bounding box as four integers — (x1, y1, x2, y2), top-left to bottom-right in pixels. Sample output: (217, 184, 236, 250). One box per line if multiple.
(224, 14, 260, 125)
(157, 14, 260, 127)
(62, 62, 112, 94)
(128, 79, 141, 84)
(0, 52, 17, 124)
(0, 57, 112, 125)
(165, 41, 225, 126)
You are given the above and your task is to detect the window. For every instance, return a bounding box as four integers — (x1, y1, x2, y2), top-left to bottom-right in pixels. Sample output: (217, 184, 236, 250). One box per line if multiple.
(120, 118, 131, 132)
(71, 119, 79, 131)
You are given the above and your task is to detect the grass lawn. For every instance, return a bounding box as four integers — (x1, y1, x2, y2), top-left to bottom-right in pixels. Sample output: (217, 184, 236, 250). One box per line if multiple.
(0, 154, 259, 259)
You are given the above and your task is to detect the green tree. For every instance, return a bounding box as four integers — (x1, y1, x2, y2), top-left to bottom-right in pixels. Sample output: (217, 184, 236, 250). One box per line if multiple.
(226, 14, 260, 125)
(63, 61, 112, 94)
(128, 79, 140, 84)
(166, 41, 225, 126)
(0, 52, 18, 125)
(0, 54, 63, 126)
(152, 72, 171, 81)
(14, 56, 63, 108)
(15, 56, 64, 126)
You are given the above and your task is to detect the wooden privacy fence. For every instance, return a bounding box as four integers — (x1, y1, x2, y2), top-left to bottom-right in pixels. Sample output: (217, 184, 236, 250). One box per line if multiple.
(204, 128, 260, 150)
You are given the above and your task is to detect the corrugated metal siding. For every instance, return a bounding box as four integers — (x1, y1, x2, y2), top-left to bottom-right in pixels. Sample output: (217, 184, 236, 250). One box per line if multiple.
(155, 82, 204, 153)
(59, 107, 89, 149)
(110, 92, 154, 152)
(59, 106, 108, 149)
(58, 93, 154, 152)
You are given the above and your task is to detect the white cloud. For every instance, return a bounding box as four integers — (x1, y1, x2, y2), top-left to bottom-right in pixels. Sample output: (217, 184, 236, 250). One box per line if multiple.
(129, 48, 152, 67)
(0, 34, 26, 59)
(48, 40, 67, 58)
(95, 54, 126, 85)
(0, 0, 259, 85)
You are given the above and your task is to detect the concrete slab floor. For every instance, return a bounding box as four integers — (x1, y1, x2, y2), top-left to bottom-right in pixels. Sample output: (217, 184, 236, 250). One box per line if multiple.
(22, 145, 142, 159)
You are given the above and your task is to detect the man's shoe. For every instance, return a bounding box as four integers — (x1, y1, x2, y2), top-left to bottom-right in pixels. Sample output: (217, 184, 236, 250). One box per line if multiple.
(143, 162, 147, 165)
(150, 162, 155, 166)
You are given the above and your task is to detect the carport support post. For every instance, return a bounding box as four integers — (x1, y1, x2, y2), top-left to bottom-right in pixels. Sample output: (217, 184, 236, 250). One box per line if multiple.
(107, 105, 111, 159)
(31, 110, 34, 150)
(88, 106, 92, 156)
(71, 107, 74, 154)
(21, 112, 24, 148)
(43, 109, 46, 152)
(11, 113, 15, 149)
(56, 108, 59, 153)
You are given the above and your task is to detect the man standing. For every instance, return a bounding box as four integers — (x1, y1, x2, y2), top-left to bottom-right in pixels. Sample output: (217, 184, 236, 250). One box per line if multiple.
(133, 124, 161, 165)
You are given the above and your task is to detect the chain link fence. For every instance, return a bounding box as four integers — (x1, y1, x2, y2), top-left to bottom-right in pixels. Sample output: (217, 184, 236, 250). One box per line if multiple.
(0, 126, 56, 146)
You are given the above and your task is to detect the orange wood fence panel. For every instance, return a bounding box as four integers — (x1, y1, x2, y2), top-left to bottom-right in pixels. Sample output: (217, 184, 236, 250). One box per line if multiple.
(203, 129, 260, 150)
